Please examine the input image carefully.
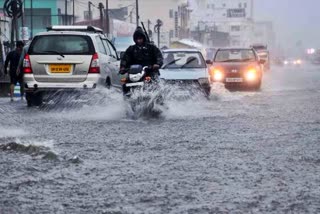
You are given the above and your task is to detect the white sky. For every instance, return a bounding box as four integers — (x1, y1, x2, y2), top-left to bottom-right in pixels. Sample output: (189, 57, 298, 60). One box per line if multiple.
(254, 0, 320, 49)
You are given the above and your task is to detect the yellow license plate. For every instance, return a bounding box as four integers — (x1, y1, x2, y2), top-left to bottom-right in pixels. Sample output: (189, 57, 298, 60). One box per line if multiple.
(49, 64, 72, 73)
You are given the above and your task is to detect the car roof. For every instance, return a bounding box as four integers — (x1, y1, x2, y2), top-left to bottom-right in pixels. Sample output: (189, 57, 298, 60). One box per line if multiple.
(217, 47, 254, 51)
(162, 48, 201, 53)
(34, 30, 104, 37)
(47, 25, 103, 33)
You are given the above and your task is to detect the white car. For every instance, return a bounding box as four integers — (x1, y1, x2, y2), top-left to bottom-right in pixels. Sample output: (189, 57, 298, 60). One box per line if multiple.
(160, 49, 211, 96)
(24, 25, 120, 106)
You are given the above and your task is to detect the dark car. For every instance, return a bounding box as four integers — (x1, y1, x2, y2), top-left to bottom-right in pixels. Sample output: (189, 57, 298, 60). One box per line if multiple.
(209, 48, 264, 90)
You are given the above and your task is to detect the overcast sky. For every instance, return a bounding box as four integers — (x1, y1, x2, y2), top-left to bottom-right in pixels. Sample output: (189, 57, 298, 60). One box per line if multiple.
(255, 0, 320, 49)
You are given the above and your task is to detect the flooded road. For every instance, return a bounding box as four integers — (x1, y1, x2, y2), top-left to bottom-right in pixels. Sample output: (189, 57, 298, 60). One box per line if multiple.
(1, 65, 320, 213)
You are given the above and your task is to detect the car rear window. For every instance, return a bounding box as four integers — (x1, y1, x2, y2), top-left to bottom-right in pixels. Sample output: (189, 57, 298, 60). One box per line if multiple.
(29, 35, 95, 55)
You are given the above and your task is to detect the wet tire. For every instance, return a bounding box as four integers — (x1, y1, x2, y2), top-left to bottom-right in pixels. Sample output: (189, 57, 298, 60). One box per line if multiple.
(33, 93, 43, 106)
(201, 84, 211, 97)
(253, 80, 262, 91)
(203, 86, 211, 97)
(106, 78, 111, 89)
(26, 92, 33, 107)
(26, 92, 43, 107)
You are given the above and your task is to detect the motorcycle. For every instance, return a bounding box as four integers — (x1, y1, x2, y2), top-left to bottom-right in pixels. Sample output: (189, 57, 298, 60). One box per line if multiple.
(121, 65, 165, 118)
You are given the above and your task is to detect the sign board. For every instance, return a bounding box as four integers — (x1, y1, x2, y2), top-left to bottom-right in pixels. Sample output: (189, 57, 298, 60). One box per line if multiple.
(227, 9, 246, 18)
(19, 27, 29, 40)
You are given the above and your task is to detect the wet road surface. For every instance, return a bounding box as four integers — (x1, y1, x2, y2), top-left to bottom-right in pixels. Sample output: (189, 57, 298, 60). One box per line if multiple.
(0, 65, 320, 213)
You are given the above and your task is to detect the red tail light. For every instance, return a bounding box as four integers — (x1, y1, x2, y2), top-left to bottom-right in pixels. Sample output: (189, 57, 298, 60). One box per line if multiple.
(89, 53, 100, 73)
(23, 54, 33, 73)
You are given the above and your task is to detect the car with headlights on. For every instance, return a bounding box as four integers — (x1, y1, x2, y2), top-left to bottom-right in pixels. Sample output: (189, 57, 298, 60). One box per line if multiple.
(283, 58, 302, 66)
(209, 48, 264, 90)
(160, 49, 211, 97)
(24, 25, 120, 106)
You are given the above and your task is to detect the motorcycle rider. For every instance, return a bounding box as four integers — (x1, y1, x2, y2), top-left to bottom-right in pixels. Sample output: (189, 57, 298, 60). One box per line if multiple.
(120, 27, 163, 94)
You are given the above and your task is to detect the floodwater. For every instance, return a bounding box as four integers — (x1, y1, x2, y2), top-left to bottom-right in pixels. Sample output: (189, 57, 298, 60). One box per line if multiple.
(0, 65, 320, 213)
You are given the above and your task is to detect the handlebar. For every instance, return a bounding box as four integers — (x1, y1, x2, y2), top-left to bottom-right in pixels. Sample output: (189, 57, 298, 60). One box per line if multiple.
(119, 65, 154, 75)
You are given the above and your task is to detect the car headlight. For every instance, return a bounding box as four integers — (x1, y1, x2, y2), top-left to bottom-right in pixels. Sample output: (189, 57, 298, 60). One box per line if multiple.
(213, 70, 223, 81)
(209, 68, 224, 81)
(284, 61, 288, 65)
(246, 69, 257, 81)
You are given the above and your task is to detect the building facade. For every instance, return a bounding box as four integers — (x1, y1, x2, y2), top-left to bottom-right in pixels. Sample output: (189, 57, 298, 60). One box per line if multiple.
(253, 21, 276, 50)
(190, 0, 254, 47)
(0, 0, 65, 40)
(74, 0, 190, 47)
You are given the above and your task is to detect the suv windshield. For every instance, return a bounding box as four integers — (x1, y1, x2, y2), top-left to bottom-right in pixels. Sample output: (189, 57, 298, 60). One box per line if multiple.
(214, 49, 256, 62)
(29, 35, 95, 55)
(162, 51, 206, 69)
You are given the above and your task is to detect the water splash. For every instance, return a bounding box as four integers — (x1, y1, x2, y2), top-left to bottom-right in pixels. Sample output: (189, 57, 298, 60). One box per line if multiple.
(0, 127, 28, 138)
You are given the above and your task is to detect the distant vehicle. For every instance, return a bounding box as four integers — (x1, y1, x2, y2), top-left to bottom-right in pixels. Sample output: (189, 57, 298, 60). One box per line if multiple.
(112, 36, 134, 59)
(311, 50, 320, 65)
(24, 25, 120, 106)
(283, 58, 302, 66)
(251, 44, 270, 71)
(210, 48, 264, 90)
(205, 48, 218, 61)
(160, 49, 211, 96)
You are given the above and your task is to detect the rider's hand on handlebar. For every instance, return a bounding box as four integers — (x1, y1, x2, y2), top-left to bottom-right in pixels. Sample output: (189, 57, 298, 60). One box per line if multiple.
(119, 67, 126, 75)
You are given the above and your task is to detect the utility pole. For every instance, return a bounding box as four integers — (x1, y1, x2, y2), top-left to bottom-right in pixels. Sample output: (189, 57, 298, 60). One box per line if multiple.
(135, 0, 139, 27)
(21, 0, 24, 28)
(65, 0, 67, 25)
(30, 0, 33, 38)
(105, 0, 109, 35)
(73, 0, 75, 24)
(129, 10, 133, 24)
(88, 1, 92, 21)
(154, 19, 162, 48)
(98, 3, 104, 30)
(147, 19, 152, 38)
(250, 0, 254, 20)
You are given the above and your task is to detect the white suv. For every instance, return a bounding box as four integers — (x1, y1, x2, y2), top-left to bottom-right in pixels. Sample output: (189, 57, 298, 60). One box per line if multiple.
(24, 25, 120, 106)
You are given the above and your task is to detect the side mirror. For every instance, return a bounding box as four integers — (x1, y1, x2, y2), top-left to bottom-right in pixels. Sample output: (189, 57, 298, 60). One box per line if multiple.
(259, 59, 266, 64)
(206, 59, 213, 64)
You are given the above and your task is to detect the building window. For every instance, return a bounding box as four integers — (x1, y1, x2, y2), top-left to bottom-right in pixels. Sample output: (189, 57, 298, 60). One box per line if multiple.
(232, 40, 241, 46)
(169, 9, 173, 18)
(231, 25, 241, 31)
(239, 3, 242, 8)
(207, 4, 210, 9)
(169, 30, 174, 38)
(212, 4, 215, 9)
(244, 3, 247, 8)
(25, 8, 52, 29)
(222, 3, 226, 7)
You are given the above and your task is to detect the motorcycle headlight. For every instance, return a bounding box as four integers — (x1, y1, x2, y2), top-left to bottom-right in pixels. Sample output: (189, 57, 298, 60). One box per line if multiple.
(129, 73, 143, 82)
